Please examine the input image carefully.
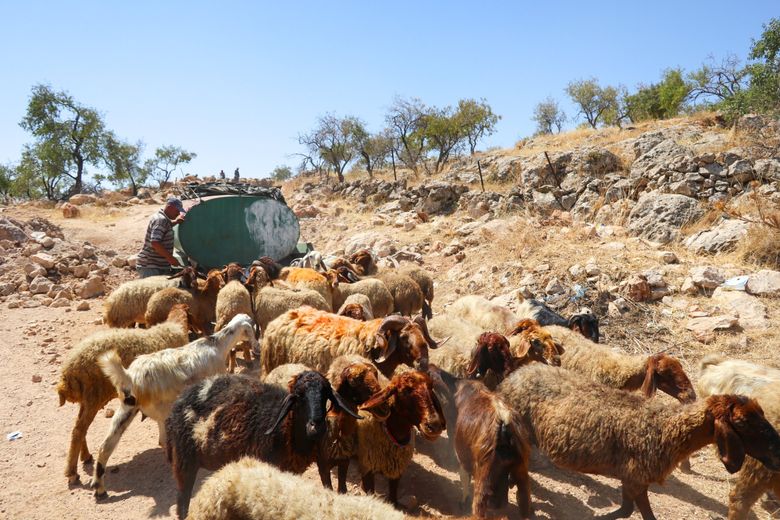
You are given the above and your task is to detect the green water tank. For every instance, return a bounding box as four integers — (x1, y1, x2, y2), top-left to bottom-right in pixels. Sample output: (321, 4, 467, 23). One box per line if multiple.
(174, 195, 300, 269)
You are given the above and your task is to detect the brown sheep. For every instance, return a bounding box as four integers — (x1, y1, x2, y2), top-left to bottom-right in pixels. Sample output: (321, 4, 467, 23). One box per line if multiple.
(506, 319, 562, 367)
(144, 269, 225, 334)
(374, 271, 424, 317)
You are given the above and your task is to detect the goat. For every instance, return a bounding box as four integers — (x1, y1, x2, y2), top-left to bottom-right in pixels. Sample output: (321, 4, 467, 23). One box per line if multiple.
(498, 363, 780, 520)
(87, 313, 258, 498)
(165, 370, 359, 519)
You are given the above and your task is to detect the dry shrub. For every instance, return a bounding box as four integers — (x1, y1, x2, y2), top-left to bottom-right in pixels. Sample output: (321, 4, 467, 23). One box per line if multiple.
(739, 224, 780, 269)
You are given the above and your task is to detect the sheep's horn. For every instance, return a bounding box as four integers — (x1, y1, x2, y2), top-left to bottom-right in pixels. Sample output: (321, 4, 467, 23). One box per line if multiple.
(413, 315, 440, 349)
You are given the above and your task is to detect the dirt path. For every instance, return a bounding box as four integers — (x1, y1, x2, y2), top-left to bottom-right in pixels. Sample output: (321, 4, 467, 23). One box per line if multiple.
(0, 203, 775, 519)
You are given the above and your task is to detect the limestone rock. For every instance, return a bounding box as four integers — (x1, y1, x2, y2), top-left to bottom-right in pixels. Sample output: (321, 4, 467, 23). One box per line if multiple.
(712, 287, 768, 330)
(29, 276, 53, 295)
(76, 276, 105, 299)
(30, 253, 56, 269)
(746, 270, 780, 297)
(627, 193, 704, 244)
(68, 194, 97, 205)
(684, 219, 749, 254)
(689, 266, 726, 290)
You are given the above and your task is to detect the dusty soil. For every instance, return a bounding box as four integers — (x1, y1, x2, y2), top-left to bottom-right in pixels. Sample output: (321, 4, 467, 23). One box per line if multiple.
(0, 202, 777, 520)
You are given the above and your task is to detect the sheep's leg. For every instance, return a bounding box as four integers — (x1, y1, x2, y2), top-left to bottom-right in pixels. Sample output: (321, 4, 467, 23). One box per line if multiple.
(360, 471, 375, 494)
(598, 482, 636, 519)
(457, 465, 472, 512)
(316, 455, 334, 490)
(678, 456, 692, 473)
(512, 463, 532, 520)
(242, 344, 253, 366)
(175, 465, 198, 520)
(336, 460, 349, 494)
(388, 478, 400, 506)
(227, 349, 237, 373)
(65, 402, 99, 484)
(633, 487, 656, 520)
(89, 405, 139, 498)
(728, 468, 767, 520)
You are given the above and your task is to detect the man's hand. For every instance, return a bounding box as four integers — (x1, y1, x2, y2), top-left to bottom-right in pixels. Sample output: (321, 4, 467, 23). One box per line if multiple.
(172, 214, 186, 226)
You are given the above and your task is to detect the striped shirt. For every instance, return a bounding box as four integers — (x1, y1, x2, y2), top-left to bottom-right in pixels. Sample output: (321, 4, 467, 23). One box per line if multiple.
(137, 209, 175, 268)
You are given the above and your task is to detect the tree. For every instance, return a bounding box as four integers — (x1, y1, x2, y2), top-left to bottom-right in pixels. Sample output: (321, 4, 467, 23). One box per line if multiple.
(746, 18, 780, 114)
(532, 97, 566, 134)
(15, 142, 70, 200)
(457, 98, 500, 154)
(688, 55, 749, 105)
(0, 164, 14, 201)
(144, 146, 197, 188)
(270, 165, 293, 181)
(103, 133, 145, 196)
(19, 84, 106, 196)
(565, 79, 619, 128)
(352, 122, 393, 178)
(423, 106, 465, 173)
(625, 83, 664, 121)
(298, 114, 359, 183)
(385, 97, 430, 174)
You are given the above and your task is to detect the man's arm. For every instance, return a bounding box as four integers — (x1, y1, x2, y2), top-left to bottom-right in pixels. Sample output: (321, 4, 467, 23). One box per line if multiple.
(151, 241, 180, 267)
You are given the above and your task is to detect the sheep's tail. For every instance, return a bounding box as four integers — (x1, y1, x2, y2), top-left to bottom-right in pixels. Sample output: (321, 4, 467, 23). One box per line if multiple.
(56, 379, 68, 407)
(700, 353, 725, 372)
(98, 351, 137, 406)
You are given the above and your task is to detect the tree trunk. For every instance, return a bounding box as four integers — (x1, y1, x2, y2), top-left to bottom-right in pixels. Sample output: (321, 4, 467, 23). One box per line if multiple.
(73, 155, 84, 194)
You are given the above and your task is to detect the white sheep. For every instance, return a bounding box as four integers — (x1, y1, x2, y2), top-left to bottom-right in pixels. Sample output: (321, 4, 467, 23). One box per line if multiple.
(56, 304, 191, 485)
(215, 279, 256, 373)
(448, 295, 518, 334)
(253, 285, 330, 330)
(185, 457, 407, 520)
(697, 354, 780, 397)
(428, 313, 483, 377)
(337, 293, 374, 321)
(87, 313, 258, 498)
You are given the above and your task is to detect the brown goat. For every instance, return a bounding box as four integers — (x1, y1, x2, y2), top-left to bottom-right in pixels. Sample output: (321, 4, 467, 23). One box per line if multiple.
(467, 332, 548, 389)
(144, 269, 225, 334)
(356, 369, 446, 505)
(506, 319, 562, 367)
(454, 380, 531, 519)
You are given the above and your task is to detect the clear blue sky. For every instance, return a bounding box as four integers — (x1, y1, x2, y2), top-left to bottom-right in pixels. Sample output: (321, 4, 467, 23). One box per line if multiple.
(0, 1, 776, 181)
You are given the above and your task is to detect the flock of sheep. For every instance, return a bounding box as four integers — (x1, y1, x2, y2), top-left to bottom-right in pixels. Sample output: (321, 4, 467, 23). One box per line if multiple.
(55, 249, 780, 520)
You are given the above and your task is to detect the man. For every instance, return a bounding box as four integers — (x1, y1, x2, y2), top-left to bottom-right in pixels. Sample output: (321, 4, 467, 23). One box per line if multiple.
(233, 167, 240, 183)
(219, 169, 225, 180)
(136, 196, 186, 278)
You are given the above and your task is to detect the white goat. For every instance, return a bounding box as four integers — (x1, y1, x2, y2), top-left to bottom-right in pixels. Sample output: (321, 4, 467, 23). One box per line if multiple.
(88, 313, 258, 498)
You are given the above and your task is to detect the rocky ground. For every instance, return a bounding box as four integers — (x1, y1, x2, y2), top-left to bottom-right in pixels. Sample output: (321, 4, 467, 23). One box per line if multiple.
(1, 114, 779, 519)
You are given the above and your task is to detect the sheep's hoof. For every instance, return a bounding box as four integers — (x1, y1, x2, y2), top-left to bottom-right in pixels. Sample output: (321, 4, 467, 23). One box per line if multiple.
(94, 490, 108, 500)
(81, 454, 93, 465)
(66, 473, 80, 486)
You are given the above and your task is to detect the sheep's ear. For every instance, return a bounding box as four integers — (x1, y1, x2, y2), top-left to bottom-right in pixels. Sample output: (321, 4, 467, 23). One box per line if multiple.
(422, 300, 433, 320)
(265, 394, 296, 435)
(358, 387, 395, 420)
(641, 356, 658, 398)
(715, 416, 745, 473)
(373, 332, 398, 364)
(466, 350, 482, 379)
(329, 388, 362, 420)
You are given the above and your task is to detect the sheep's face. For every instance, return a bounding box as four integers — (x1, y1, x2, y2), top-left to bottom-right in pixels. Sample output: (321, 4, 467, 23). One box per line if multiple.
(653, 355, 697, 403)
(468, 333, 516, 384)
(710, 395, 780, 473)
(396, 323, 432, 371)
(393, 371, 445, 440)
(569, 314, 600, 343)
(338, 363, 383, 406)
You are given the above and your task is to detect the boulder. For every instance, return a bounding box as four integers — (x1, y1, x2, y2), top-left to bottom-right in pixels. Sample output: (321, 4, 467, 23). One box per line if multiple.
(76, 276, 105, 299)
(0, 218, 27, 242)
(689, 266, 726, 290)
(712, 288, 768, 330)
(30, 253, 56, 269)
(29, 276, 53, 295)
(684, 219, 750, 254)
(624, 274, 651, 302)
(68, 193, 97, 205)
(62, 203, 80, 218)
(685, 314, 739, 343)
(746, 270, 780, 297)
(627, 193, 704, 243)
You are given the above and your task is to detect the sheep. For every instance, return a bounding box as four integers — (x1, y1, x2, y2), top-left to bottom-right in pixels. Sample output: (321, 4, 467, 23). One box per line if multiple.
(467, 331, 549, 390)
(498, 363, 780, 520)
(697, 354, 780, 397)
(516, 298, 600, 343)
(373, 271, 424, 317)
(448, 295, 519, 334)
(337, 293, 374, 321)
(506, 319, 562, 367)
(185, 457, 411, 520)
(260, 307, 439, 378)
(454, 380, 531, 519)
(251, 255, 283, 280)
(398, 264, 434, 319)
(333, 278, 394, 317)
(253, 285, 330, 330)
(349, 248, 378, 275)
(165, 370, 359, 519)
(263, 363, 313, 388)
(428, 314, 484, 377)
(278, 266, 339, 310)
(87, 313, 258, 498)
(545, 324, 697, 403)
(102, 274, 181, 328)
(354, 369, 446, 506)
(215, 272, 256, 373)
(56, 304, 192, 485)
(144, 269, 225, 334)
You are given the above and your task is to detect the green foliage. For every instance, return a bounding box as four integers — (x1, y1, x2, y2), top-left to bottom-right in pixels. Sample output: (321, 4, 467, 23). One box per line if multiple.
(385, 97, 430, 174)
(423, 106, 464, 173)
(532, 97, 566, 134)
(103, 133, 146, 195)
(15, 143, 70, 200)
(626, 69, 691, 121)
(19, 84, 105, 195)
(0, 164, 14, 200)
(456, 98, 500, 154)
(746, 18, 780, 115)
(565, 79, 620, 128)
(144, 146, 197, 188)
(270, 165, 293, 181)
(299, 114, 360, 183)
(352, 121, 393, 177)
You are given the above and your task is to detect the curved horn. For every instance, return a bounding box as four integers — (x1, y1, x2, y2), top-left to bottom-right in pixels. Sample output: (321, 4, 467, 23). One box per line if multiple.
(329, 387, 363, 420)
(265, 394, 296, 435)
(413, 315, 439, 349)
(377, 314, 409, 334)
